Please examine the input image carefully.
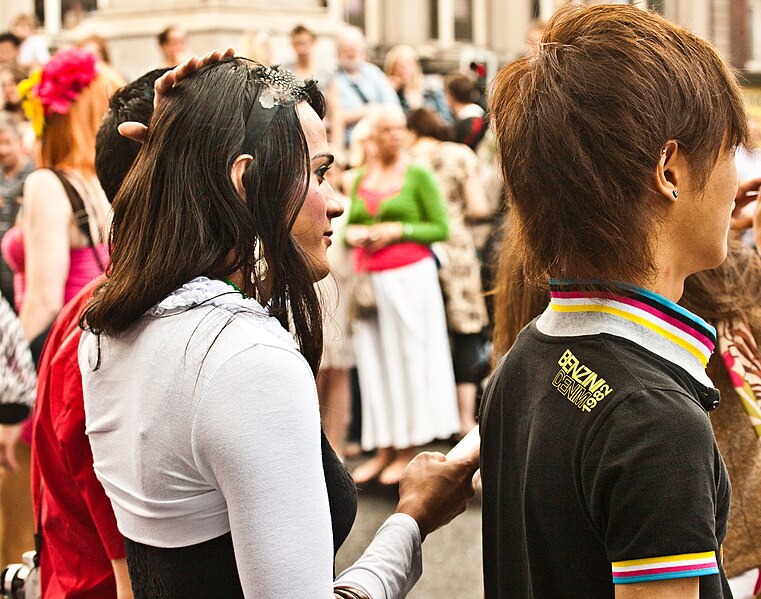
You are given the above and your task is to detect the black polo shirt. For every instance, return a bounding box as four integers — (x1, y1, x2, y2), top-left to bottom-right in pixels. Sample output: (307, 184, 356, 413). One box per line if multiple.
(480, 284, 731, 598)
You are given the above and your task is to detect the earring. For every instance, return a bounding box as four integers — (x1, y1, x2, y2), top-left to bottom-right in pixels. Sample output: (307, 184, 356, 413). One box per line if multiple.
(253, 237, 268, 282)
(672, 190, 679, 199)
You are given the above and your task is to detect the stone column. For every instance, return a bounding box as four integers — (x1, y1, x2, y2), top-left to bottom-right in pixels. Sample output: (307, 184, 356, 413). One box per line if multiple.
(44, 0, 61, 36)
(672, 0, 711, 40)
(472, 0, 487, 47)
(326, 0, 342, 24)
(538, 0, 555, 21)
(486, 0, 531, 61)
(749, 0, 761, 70)
(381, 0, 429, 46)
(710, 0, 731, 60)
(365, 0, 381, 46)
(728, 0, 749, 69)
(437, 0, 454, 47)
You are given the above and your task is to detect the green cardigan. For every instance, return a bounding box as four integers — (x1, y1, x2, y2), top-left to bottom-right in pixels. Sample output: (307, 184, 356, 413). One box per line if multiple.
(347, 163, 449, 245)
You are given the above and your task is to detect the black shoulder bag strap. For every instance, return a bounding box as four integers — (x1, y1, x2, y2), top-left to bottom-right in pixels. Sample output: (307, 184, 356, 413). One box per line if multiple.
(348, 80, 370, 105)
(52, 170, 105, 272)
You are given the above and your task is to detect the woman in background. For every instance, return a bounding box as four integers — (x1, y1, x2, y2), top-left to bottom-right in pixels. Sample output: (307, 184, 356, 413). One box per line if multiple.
(384, 45, 451, 123)
(347, 104, 459, 485)
(0, 47, 120, 566)
(407, 107, 490, 434)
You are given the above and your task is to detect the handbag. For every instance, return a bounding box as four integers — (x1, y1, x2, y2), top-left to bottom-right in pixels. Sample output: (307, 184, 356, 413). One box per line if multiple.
(349, 248, 376, 321)
(349, 271, 377, 320)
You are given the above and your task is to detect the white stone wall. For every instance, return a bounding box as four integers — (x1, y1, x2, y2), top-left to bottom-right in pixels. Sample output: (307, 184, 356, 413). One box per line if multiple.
(57, 2, 342, 82)
(0, 0, 35, 31)
(1, 0, 754, 79)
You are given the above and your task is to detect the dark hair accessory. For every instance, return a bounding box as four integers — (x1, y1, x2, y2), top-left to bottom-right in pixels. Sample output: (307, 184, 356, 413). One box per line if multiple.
(242, 63, 313, 150)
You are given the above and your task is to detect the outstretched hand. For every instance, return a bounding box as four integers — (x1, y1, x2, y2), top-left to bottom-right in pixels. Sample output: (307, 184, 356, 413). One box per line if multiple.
(395, 447, 480, 540)
(118, 48, 236, 143)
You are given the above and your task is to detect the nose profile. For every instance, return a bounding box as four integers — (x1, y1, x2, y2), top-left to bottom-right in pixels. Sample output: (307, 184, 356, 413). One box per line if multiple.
(327, 191, 344, 219)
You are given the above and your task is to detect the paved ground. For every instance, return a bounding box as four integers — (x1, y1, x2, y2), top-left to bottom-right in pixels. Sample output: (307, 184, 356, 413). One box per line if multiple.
(336, 444, 483, 598)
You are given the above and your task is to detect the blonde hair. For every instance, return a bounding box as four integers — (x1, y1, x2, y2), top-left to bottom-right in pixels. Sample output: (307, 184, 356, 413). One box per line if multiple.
(10, 14, 36, 30)
(383, 45, 422, 92)
(39, 66, 123, 173)
(348, 115, 374, 168)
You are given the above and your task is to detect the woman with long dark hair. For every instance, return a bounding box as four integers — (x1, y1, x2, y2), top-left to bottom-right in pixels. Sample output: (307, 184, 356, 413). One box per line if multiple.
(481, 5, 747, 597)
(79, 54, 478, 598)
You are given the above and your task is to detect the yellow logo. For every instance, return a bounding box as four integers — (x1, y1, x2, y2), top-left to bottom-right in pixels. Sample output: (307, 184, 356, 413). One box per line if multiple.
(552, 349, 613, 412)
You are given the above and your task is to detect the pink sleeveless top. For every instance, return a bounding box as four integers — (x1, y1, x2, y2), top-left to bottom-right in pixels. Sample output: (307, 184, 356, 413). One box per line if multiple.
(1, 225, 108, 312)
(1, 225, 108, 444)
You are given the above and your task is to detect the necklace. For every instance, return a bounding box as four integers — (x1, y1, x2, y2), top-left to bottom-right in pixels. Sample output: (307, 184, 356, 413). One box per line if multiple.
(222, 278, 246, 298)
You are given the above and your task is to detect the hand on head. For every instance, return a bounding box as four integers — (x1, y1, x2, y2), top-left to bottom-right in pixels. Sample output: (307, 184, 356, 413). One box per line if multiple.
(118, 48, 236, 143)
(395, 447, 480, 541)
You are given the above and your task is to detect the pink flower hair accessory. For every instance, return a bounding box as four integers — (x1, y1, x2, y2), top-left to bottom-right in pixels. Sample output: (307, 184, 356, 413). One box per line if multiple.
(18, 47, 97, 137)
(36, 48, 97, 116)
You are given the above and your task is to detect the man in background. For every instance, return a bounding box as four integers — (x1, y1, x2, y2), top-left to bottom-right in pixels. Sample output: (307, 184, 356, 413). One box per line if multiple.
(157, 26, 188, 68)
(0, 117, 32, 308)
(329, 26, 398, 147)
(0, 33, 21, 68)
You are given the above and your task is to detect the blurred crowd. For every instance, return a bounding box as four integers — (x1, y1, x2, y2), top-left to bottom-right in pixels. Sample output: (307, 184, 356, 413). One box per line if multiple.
(3, 7, 761, 599)
(0, 16, 529, 488)
(0, 13, 527, 592)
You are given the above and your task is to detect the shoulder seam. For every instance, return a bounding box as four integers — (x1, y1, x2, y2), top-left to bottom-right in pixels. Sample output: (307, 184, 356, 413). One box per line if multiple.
(189, 340, 313, 478)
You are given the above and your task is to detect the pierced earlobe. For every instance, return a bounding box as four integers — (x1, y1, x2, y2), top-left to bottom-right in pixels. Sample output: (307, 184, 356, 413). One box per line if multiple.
(672, 190, 679, 199)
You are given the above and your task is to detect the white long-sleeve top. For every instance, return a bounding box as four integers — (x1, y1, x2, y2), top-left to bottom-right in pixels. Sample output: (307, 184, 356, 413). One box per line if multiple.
(80, 277, 422, 598)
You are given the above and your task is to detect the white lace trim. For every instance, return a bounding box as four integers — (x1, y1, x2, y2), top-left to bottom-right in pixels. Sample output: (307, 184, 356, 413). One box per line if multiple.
(148, 277, 297, 349)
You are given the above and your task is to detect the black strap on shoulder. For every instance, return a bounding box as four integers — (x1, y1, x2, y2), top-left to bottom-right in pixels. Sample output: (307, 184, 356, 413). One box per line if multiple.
(349, 81, 370, 105)
(51, 170, 105, 272)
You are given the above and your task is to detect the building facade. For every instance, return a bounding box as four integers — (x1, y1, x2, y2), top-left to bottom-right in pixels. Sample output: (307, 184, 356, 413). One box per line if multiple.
(0, 0, 756, 81)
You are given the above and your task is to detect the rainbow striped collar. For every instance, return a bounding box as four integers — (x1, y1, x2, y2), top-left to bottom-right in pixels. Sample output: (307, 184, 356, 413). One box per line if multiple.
(536, 279, 716, 387)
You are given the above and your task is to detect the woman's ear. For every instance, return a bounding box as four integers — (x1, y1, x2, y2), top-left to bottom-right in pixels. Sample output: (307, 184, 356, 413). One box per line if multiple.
(655, 140, 683, 203)
(230, 154, 254, 200)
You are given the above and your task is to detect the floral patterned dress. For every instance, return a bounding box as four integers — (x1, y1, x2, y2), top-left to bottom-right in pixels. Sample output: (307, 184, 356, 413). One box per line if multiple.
(410, 141, 489, 334)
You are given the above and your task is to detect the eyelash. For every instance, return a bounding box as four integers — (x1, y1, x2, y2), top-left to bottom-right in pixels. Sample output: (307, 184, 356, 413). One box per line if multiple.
(315, 164, 331, 182)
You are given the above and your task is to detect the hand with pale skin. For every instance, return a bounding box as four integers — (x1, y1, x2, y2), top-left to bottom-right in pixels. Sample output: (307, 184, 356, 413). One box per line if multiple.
(0, 423, 22, 472)
(366, 221, 403, 252)
(395, 448, 479, 541)
(118, 48, 236, 143)
(345, 222, 403, 253)
(730, 176, 761, 230)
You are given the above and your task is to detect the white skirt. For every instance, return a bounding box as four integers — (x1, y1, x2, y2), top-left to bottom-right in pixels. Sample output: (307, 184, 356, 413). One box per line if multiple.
(352, 257, 460, 450)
